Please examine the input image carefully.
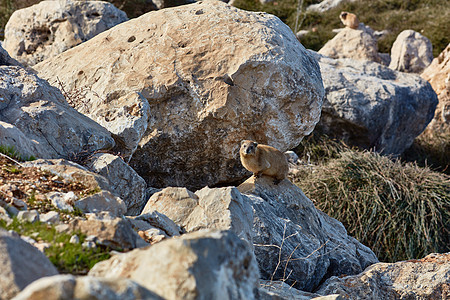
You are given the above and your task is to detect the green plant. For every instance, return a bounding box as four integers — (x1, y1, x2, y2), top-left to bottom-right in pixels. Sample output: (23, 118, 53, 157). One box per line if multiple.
(292, 148, 450, 262)
(0, 218, 111, 274)
(0, 144, 36, 161)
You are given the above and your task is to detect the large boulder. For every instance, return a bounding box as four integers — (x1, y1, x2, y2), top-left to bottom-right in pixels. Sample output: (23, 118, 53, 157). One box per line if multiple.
(0, 67, 115, 160)
(12, 274, 162, 300)
(141, 186, 254, 246)
(318, 25, 382, 64)
(34, 1, 325, 190)
(0, 228, 59, 299)
(389, 30, 434, 74)
(3, 0, 128, 66)
(89, 230, 260, 299)
(311, 51, 438, 155)
(238, 176, 378, 292)
(421, 43, 450, 137)
(316, 253, 450, 299)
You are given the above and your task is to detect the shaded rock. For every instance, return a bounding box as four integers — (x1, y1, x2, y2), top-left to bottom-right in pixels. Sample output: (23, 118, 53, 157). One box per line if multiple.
(67, 212, 147, 250)
(0, 121, 42, 160)
(0, 67, 115, 160)
(130, 211, 182, 237)
(3, 0, 127, 66)
(35, 1, 324, 190)
(238, 176, 378, 292)
(142, 186, 254, 245)
(47, 191, 77, 212)
(259, 280, 323, 299)
(89, 230, 259, 299)
(17, 210, 39, 223)
(316, 253, 450, 299)
(12, 274, 162, 300)
(40, 211, 60, 224)
(74, 190, 127, 217)
(318, 25, 382, 64)
(389, 30, 434, 74)
(421, 43, 450, 137)
(312, 51, 438, 155)
(0, 44, 20, 66)
(0, 228, 58, 299)
(86, 153, 147, 215)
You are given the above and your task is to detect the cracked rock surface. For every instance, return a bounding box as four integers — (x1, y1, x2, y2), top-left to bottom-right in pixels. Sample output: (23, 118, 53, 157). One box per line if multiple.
(35, 1, 324, 190)
(3, 0, 127, 66)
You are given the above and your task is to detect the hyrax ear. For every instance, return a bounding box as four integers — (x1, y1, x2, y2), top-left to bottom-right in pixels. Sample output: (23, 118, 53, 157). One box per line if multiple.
(240, 140, 246, 146)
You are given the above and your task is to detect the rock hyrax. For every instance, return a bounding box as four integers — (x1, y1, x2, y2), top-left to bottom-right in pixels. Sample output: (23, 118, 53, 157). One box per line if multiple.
(340, 11, 359, 29)
(239, 140, 289, 184)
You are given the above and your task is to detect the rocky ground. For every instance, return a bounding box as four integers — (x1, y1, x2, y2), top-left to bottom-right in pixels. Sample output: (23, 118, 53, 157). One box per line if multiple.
(0, 0, 449, 299)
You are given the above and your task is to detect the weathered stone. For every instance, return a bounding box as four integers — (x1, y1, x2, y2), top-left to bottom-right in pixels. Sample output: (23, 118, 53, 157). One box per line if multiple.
(318, 25, 382, 63)
(0, 67, 115, 160)
(67, 212, 147, 250)
(0, 44, 20, 66)
(0, 121, 41, 160)
(3, 1, 127, 66)
(0, 228, 58, 299)
(316, 253, 450, 299)
(12, 274, 162, 300)
(142, 186, 254, 245)
(89, 230, 259, 299)
(389, 30, 434, 74)
(130, 211, 182, 237)
(74, 190, 127, 217)
(311, 51, 438, 155)
(259, 280, 323, 300)
(421, 43, 450, 137)
(35, 1, 324, 190)
(86, 153, 147, 215)
(23, 159, 109, 191)
(47, 191, 77, 212)
(39, 211, 60, 224)
(17, 210, 39, 223)
(238, 176, 378, 292)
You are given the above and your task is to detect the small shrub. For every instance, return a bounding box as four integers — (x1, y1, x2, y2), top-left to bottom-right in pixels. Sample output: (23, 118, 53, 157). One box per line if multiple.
(292, 147, 450, 262)
(0, 218, 111, 274)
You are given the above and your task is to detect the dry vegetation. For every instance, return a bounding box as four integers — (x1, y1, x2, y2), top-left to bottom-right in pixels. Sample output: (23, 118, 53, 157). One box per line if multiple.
(292, 134, 450, 262)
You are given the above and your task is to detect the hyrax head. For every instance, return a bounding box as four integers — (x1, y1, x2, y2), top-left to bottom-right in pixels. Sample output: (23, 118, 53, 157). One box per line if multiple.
(240, 140, 258, 155)
(340, 11, 348, 19)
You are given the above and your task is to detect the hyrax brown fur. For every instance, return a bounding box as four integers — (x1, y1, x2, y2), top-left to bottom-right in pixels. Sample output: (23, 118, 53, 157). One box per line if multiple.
(239, 140, 289, 184)
(340, 11, 359, 29)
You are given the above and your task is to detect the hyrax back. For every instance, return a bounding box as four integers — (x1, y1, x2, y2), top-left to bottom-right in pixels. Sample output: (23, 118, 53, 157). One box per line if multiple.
(340, 11, 359, 29)
(239, 140, 289, 184)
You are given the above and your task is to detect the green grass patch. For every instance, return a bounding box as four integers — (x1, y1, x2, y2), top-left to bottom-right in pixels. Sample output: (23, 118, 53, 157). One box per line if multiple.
(0, 218, 111, 274)
(292, 139, 450, 262)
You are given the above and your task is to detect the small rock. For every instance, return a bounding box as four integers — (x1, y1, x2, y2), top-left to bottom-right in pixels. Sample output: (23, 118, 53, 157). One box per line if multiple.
(20, 236, 37, 245)
(74, 191, 126, 217)
(17, 210, 39, 223)
(40, 211, 60, 224)
(82, 241, 96, 249)
(55, 224, 70, 233)
(47, 191, 75, 212)
(284, 150, 299, 164)
(34, 242, 51, 253)
(69, 235, 79, 244)
(10, 198, 27, 210)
